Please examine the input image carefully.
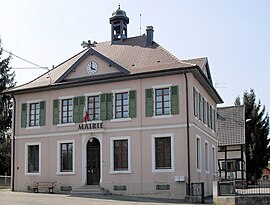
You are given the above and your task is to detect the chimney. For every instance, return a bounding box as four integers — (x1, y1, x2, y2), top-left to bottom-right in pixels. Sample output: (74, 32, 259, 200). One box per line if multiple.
(146, 26, 154, 46)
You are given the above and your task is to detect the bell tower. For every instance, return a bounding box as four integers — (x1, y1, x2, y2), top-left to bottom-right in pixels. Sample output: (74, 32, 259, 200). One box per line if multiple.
(110, 5, 129, 44)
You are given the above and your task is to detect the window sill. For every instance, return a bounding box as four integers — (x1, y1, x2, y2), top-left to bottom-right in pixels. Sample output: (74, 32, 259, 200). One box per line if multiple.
(152, 115, 173, 119)
(25, 126, 41, 130)
(110, 118, 131, 123)
(110, 170, 132, 174)
(197, 169, 202, 173)
(25, 172, 41, 176)
(57, 123, 75, 127)
(56, 171, 76, 175)
(85, 120, 102, 123)
(152, 168, 174, 173)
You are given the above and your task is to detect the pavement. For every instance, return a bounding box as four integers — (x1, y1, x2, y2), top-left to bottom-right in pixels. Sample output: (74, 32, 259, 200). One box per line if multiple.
(0, 189, 212, 205)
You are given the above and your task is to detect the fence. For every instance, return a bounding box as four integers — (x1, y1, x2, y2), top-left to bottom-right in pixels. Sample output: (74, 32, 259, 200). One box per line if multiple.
(218, 180, 270, 196)
(190, 182, 204, 203)
(0, 175, 11, 187)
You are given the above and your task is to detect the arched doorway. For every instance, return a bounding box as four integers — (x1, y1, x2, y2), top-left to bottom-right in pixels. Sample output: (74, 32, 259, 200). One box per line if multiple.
(87, 138, 100, 185)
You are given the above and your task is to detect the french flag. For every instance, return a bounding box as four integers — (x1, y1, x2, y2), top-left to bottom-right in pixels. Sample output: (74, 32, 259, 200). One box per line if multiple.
(83, 104, 89, 123)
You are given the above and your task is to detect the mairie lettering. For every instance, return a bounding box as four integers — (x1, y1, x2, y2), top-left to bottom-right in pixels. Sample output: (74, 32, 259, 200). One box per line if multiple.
(78, 122, 104, 130)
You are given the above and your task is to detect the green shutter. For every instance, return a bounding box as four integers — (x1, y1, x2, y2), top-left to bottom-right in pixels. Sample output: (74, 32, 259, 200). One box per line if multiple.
(53, 99, 59, 125)
(100, 94, 107, 120)
(73, 97, 79, 123)
(78, 96, 85, 123)
(107, 93, 113, 120)
(21, 103, 27, 128)
(145, 88, 153, 117)
(129, 90, 136, 118)
(73, 96, 85, 123)
(39, 101, 46, 126)
(170, 85, 179, 115)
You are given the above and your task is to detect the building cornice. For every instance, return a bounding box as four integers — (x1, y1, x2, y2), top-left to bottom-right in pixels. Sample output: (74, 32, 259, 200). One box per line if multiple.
(7, 66, 223, 103)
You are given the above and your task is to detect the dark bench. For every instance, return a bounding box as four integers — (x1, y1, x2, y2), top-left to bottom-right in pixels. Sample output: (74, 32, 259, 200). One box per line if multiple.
(32, 181, 57, 193)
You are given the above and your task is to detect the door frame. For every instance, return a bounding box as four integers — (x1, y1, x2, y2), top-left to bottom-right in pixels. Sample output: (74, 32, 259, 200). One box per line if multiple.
(82, 134, 103, 185)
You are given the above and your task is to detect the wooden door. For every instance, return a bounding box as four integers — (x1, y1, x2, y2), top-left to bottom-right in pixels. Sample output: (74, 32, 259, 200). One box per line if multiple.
(87, 138, 100, 185)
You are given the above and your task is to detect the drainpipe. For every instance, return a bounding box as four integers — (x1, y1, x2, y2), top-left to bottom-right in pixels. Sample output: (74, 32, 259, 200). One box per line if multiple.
(184, 71, 191, 196)
(11, 94, 16, 191)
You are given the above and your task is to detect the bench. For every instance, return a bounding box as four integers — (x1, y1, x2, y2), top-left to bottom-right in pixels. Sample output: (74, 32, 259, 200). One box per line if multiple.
(32, 181, 57, 193)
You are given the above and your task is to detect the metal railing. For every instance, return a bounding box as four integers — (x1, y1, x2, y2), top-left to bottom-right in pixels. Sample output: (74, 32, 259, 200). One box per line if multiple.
(0, 175, 11, 187)
(218, 179, 270, 196)
(190, 182, 204, 203)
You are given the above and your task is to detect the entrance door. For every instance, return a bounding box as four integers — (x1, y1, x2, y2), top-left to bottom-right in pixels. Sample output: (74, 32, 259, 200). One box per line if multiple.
(87, 138, 100, 185)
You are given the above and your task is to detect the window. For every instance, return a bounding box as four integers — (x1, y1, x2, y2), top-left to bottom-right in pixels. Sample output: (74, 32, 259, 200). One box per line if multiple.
(115, 92, 129, 119)
(29, 103, 40, 127)
(21, 101, 46, 128)
(88, 95, 100, 121)
(155, 137, 171, 169)
(193, 87, 198, 117)
(61, 99, 73, 123)
(205, 141, 209, 172)
(145, 85, 178, 117)
(155, 88, 170, 116)
(199, 93, 202, 120)
(57, 140, 75, 174)
(110, 136, 131, 173)
(203, 98, 206, 123)
(25, 142, 41, 175)
(222, 160, 241, 172)
(196, 136, 201, 171)
(60, 143, 73, 172)
(28, 145, 39, 173)
(212, 146, 216, 174)
(152, 133, 174, 172)
(114, 140, 128, 170)
(207, 102, 210, 127)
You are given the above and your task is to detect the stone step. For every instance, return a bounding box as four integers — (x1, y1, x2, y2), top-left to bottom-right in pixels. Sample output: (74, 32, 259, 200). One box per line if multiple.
(70, 185, 110, 195)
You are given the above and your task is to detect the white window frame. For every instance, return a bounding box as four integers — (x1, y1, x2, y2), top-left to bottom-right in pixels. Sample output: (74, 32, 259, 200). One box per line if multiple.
(25, 142, 41, 175)
(56, 139, 75, 175)
(110, 136, 131, 174)
(85, 92, 102, 122)
(212, 145, 217, 175)
(57, 95, 75, 126)
(196, 135, 202, 172)
(151, 133, 174, 173)
(152, 84, 172, 118)
(24, 99, 42, 129)
(205, 141, 209, 173)
(111, 88, 131, 122)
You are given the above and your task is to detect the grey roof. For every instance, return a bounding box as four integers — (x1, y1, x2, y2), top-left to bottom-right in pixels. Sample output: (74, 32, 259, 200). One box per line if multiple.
(217, 105, 245, 146)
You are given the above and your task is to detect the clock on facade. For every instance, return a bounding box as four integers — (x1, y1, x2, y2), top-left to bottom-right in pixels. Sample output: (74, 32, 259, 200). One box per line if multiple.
(86, 61, 98, 75)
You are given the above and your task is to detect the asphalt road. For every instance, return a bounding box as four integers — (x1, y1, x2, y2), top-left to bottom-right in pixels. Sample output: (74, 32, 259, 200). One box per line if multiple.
(0, 190, 210, 205)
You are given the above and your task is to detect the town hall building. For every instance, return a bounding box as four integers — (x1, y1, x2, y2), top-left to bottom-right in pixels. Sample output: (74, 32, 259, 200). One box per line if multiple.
(6, 6, 223, 199)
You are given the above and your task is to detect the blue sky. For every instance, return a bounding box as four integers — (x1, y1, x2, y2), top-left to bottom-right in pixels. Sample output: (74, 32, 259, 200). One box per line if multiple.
(1, 0, 269, 109)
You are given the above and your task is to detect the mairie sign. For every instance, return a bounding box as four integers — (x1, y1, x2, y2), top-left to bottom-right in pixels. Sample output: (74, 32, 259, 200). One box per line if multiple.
(78, 122, 103, 130)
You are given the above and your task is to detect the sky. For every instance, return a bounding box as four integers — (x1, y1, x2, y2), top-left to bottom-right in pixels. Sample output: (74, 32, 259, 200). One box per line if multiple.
(0, 0, 270, 110)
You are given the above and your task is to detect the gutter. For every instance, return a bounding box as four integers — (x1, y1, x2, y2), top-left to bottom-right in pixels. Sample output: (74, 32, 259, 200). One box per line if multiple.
(184, 71, 191, 196)
(11, 94, 16, 191)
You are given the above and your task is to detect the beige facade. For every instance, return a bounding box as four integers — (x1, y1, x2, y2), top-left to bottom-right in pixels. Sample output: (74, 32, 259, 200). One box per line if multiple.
(7, 6, 223, 199)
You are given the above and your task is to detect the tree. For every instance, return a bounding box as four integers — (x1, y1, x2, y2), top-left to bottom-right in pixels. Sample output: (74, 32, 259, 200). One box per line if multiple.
(0, 39, 16, 175)
(235, 89, 270, 180)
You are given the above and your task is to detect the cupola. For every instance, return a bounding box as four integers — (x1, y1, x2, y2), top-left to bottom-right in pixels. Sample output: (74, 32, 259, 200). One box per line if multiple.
(109, 5, 129, 44)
